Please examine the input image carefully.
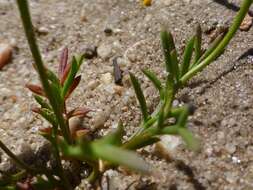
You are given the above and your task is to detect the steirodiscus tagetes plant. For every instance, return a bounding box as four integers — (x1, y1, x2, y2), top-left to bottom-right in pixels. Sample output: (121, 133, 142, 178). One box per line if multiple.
(0, 0, 252, 189)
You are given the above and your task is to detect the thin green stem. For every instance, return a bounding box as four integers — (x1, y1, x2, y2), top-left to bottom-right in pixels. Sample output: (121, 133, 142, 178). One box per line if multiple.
(0, 139, 58, 183)
(51, 136, 72, 189)
(16, 0, 72, 144)
(180, 0, 252, 84)
(87, 163, 99, 183)
(0, 140, 35, 173)
(16, 0, 72, 188)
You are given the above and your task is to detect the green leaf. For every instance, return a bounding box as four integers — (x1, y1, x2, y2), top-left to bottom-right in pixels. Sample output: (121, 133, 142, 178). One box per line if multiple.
(176, 106, 189, 127)
(46, 69, 60, 87)
(39, 108, 57, 126)
(62, 56, 79, 97)
(160, 30, 176, 77)
(163, 75, 174, 116)
(170, 49, 180, 81)
(50, 82, 63, 111)
(75, 54, 85, 68)
(96, 121, 124, 146)
(122, 132, 159, 150)
(180, 36, 195, 77)
(191, 33, 225, 69)
(169, 104, 195, 118)
(177, 128, 200, 152)
(92, 144, 151, 173)
(157, 104, 165, 129)
(193, 24, 202, 64)
(59, 139, 94, 162)
(129, 73, 149, 122)
(161, 125, 179, 135)
(142, 69, 163, 97)
(34, 95, 51, 110)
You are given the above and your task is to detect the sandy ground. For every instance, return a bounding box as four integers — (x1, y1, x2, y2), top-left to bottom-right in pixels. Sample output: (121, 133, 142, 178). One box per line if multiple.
(0, 0, 253, 189)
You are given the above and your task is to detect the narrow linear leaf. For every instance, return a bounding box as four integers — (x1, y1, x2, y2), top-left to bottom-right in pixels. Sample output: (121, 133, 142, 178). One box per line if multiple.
(142, 69, 163, 96)
(180, 36, 195, 77)
(193, 24, 202, 64)
(96, 121, 124, 146)
(177, 128, 200, 152)
(170, 49, 180, 81)
(191, 32, 225, 69)
(161, 125, 179, 135)
(46, 69, 61, 87)
(39, 108, 57, 126)
(62, 55, 84, 97)
(50, 83, 64, 112)
(59, 47, 68, 78)
(160, 29, 176, 77)
(59, 140, 94, 162)
(65, 75, 81, 99)
(92, 144, 151, 173)
(26, 84, 45, 97)
(34, 95, 51, 110)
(163, 75, 174, 116)
(75, 54, 85, 68)
(176, 106, 189, 127)
(169, 104, 195, 118)
(67, 107, 91, 119)
(62, 56, 78, 96)
(60, 63, 71, 85)
(157, 104, 165, 129)
(129, 73, 149, 122)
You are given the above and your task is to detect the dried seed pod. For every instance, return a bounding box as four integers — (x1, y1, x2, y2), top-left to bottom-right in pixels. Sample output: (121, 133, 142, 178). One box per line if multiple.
(113, 57, 123, 85)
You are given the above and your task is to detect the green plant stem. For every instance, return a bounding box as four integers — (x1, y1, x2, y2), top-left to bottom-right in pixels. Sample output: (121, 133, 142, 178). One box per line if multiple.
(50, 125, 72, 189)
(16, 0, 72, 188)
(180, 0, 252, 84)
(87, 163, 99, 183)
(0, 139, 58, 183)
(16, 0, 72, 144)
(0, 140, 36, 173)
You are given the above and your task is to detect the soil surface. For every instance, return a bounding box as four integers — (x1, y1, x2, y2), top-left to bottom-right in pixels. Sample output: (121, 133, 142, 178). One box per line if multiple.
(1, 0, 253, 189)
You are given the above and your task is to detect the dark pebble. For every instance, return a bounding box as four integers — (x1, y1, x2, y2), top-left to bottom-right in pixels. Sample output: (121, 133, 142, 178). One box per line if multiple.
(104, 28, 113, 36)
(83, 46, 97, 59)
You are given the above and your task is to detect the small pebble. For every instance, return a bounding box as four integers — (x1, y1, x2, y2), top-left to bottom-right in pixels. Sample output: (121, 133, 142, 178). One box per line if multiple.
(240, 13, 252, 31)
(97, 43, 112, 59)
(87, 80, 99, 90)
(104, 28, 113, 36)
(83, 45, 97, 59)
(37, 26, 49, 35)
(113, 85, 124, 96)
(0, 43, 12, 69)
(101, 73, 113, 84)
(225, 143, 236, 154)
(93, 107, 111, 129)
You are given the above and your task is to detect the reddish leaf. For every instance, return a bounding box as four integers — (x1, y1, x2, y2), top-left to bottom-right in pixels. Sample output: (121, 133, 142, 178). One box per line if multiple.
(67, 107, 91, 119)
(65, 75, 81, 99)
(60, 63, 71, 85)
(39, 127, 53, 135)
(26, 84, 45, 96)
(58, 47, 68, 78)
(31, 107, 41, 113)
